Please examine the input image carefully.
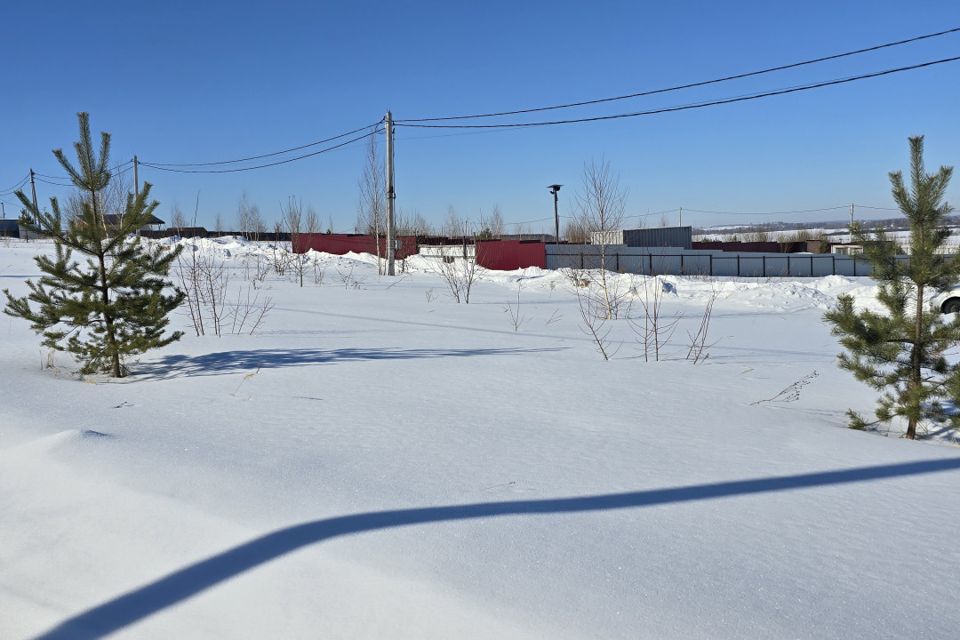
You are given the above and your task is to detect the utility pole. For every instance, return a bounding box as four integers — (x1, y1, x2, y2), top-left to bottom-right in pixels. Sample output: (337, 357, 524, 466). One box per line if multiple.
(849, 203, 854, 228)
(385, 111, 396, 276)
(133, 155, 139, 198)
(679, 207, 683, 228)
(29, 169, 39, 222)
(1, 201, 5, 219)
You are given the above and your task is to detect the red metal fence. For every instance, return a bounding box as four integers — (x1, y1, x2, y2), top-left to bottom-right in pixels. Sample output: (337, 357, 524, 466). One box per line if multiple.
(292, 233, 419, 259)
(475, 240, 547, 270)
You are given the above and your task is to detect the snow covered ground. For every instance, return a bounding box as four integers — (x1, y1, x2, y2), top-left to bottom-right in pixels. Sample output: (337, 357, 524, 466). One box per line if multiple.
(2, 237, 959, 639)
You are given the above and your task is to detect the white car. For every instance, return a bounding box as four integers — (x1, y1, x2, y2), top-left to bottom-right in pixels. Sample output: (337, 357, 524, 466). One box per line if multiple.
(931, 288, 960, 314)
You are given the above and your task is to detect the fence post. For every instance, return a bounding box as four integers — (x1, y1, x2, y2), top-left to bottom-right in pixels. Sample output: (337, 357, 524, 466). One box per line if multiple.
(616, 252, 620, 272)
(810, 255, 814, 277)
(709, 254, 713, 276)
(680, 253, 685, 275)
(787, 255, 791, 277)
(737, 254, 741, 277)
(832, 255, 836, 275)
(853, 257, 857, 277)
(649, 253, 654, 275)
(579, 252, 584, 269)
(762, 255, 766, 277)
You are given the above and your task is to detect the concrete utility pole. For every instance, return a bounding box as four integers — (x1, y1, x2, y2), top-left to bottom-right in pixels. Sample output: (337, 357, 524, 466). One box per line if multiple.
(679, 207, 683, 228)
(385, 111, 396, 276)
(133, 155, 139, 198)
(849, 203, 854, 228)
(29, 169, 38, 221)
(1, 201, 5, 219)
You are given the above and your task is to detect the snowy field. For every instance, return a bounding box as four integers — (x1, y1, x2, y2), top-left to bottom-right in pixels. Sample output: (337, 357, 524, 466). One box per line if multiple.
(2, 237, 960, 639)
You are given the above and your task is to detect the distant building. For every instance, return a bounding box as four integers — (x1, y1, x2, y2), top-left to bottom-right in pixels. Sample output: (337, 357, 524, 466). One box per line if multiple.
(830, 244, 864, 256)
(102, 214, 165, 232)
(591, 226, 692, 250)
(0, 219, 20, 238)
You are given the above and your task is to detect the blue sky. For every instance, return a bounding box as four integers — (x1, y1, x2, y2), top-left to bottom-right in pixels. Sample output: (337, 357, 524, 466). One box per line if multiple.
(2, 1, 959, 232)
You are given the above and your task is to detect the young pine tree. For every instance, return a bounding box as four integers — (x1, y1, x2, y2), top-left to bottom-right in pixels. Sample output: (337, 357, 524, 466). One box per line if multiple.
(824, 136, 960, 439)
(3, 113, 185, 378)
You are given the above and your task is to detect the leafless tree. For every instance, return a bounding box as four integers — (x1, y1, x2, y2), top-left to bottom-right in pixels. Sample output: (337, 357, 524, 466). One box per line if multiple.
(443, 205, 469, 238)
(305, 205, 320, 234)
(282, 196, 308, 287)
(489, 205, 505, 239)
(237, 193, 265, 241)
(170, 203, 187, 232)
(574, 159, 626, 319)
(397, 210, 432, 237)
(563, 218, 590, 243)
(357, 135, 385, 274)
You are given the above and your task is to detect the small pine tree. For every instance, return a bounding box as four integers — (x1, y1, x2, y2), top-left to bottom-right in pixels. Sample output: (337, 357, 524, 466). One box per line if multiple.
(824, 136, 960, 439)
(3, 113, 185, 378)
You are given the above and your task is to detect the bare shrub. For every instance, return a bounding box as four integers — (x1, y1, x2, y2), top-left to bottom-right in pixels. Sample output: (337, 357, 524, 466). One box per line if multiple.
(575, 286, 619, 361)
(631, 276, 681, 362)
(282, 196, 308, 287)
(312, 260, 325, 286)
(229, 286, 274, 335)
(337, 262, 364, 289)
(175, 246, 272, 336)
(686, 288, 719, 364)
(504, 281, 527, 331)
(435, 252, 480, 303)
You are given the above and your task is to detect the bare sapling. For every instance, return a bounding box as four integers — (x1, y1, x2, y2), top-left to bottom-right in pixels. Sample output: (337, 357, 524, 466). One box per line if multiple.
(199, 254, 229, 337)
(175, 246, 205, 336)
(574, 159, 626, 320)
(504, 281, 527, 331)
(575, 284, 619, 361)
(631, 275, 681, 362)
(686, 288, 719, 364)
(357, 135, 385, 275)
(270, 225, 290, 276)
(337, 262, 363, 289)
(282, 195, 308, 287)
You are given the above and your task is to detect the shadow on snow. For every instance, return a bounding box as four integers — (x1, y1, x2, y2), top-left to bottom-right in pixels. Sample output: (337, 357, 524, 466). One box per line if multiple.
(132, 346, 566, 379)
(37, 456, 960, 639)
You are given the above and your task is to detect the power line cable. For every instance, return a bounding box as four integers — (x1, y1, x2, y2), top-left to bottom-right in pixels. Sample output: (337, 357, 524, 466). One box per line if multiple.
(140, 126, 381, 174)
(397, 27, 960, 123)
(0, 175, 30, 195)
(32, 160, 132, 183)
(853, 203, 900, 211)
(397, 55, 960, 129)
(683, 205, 850, 216)
(146, 120, 383, 168)
(34, 177, 74, 188)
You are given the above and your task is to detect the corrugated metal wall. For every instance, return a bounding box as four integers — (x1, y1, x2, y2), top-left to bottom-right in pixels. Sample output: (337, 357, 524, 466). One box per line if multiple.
(622, 227, 692, 250)
(293, 233, 418, 258)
